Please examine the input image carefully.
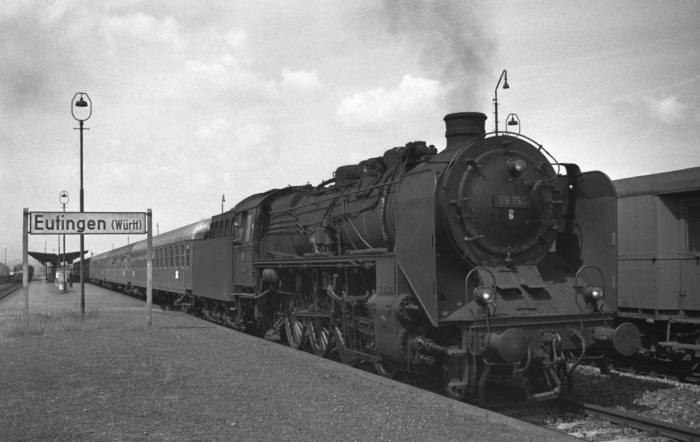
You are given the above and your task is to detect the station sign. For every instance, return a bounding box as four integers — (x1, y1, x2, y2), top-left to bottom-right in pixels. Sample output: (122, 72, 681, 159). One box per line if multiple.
(29, 212, 147, 235)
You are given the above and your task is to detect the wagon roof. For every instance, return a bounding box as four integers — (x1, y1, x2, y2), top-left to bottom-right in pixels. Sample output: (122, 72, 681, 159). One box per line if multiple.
(91, 243, 135, 261)
(614, 166, 700, 197)
(130, 218, 211, 252)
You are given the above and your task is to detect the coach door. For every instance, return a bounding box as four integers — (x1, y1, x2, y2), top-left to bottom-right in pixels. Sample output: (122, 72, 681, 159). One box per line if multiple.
(232, 210, 255, 287)
(680, 199, 700, 312)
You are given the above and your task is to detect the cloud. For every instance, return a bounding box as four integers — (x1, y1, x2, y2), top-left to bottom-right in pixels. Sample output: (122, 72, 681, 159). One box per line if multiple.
(174, 58, 265, 99)
(196, 118, 230, 139)
(280, 69, 320, 91)
(233, 123, 274, 146)
(232, 123, 278, 163)
(336, 74, 445, 126)
(224, 27, 247, 47)
(643, 95, 688, 124)
(101, 12, 183, 47)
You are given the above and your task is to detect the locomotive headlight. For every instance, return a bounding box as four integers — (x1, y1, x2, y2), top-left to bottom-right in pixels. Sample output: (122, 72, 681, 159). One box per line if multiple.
(507, 158, 527, 175)
(582, 284, 604, 302)
(474, 286, 496, 306)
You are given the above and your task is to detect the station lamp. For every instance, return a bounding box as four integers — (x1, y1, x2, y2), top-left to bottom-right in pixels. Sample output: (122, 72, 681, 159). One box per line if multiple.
(493, 70, 510, 134)
(71, 92, 92, 315)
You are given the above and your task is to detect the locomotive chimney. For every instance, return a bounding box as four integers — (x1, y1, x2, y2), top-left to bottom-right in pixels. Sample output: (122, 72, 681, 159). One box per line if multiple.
(443, 112, 487, 152)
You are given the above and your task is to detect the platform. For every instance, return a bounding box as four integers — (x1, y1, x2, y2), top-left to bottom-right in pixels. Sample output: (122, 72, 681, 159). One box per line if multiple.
(0, 278, 575, 441)
(0, 276, 146, 319)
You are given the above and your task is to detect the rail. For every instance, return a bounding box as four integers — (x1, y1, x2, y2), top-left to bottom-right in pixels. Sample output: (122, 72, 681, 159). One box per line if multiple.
(559, 397, 700, 441)
(0, 283, 22, 301)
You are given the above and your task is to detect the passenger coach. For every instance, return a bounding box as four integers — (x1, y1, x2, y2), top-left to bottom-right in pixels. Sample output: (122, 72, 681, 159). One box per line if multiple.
(90, 219, 210, 302)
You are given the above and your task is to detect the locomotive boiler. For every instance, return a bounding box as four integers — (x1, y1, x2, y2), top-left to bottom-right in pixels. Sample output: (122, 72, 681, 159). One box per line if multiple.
(191, 111, 641, 403)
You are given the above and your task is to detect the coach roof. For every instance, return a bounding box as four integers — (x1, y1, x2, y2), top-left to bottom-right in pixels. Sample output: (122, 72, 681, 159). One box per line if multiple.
(615, 166, 700, 198)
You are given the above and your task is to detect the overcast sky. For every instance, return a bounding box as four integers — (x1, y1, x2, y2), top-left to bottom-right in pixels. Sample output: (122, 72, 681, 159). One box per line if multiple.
(1, 0, 699, 265)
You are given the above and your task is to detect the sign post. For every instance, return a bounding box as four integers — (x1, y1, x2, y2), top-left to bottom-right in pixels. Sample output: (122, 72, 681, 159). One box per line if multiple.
(23, 209, 29, 319)
(147, 209, 153, 326)
(59, 191, 69, 292)
(23, 210, 152, 325)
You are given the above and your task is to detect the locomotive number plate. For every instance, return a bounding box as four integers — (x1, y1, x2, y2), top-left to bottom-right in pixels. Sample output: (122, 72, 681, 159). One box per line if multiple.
(493, 194, 530, 208)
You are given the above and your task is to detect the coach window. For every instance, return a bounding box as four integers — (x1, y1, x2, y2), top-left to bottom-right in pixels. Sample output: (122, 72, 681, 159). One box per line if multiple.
(186, 244, 190, 267)
(686, 201, 700, 253)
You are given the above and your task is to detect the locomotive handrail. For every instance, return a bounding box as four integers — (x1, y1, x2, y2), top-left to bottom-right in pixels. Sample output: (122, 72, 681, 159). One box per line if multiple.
(442, 133, 563, 196)
(268, 179, 401, 215)
(465, 266, 498, 319)
(342, 197, 373, 249)
(574, 265, 608, 320)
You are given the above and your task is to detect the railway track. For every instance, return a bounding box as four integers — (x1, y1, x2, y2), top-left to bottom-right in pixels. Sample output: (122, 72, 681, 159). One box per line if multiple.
(0, 283, 21, 301)
(149, 289, 700, 441)
(558, 397, 700, 441)
(609, 357, 700, 385)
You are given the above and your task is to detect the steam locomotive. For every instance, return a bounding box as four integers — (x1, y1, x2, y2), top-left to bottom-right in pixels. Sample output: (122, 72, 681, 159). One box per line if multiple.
(90, 111, 641, 403)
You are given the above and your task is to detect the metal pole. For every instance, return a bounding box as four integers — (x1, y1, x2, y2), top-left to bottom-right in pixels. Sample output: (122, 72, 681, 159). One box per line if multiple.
(493, 70, 509, 135)
(79, 119, 85, 315)
(62, 202, 66, 292)
(72, 93, 90, 315)
(147, 209, 153, 327)
(494, 89, 499, 134)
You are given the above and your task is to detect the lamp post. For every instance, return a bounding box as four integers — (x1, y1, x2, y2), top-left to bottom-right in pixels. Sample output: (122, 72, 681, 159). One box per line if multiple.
(493, 70, 510, 134)
(72, 92, 91, 315)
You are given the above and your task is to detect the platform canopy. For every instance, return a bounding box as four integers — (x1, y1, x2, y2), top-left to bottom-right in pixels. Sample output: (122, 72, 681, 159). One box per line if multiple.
(28, 250, 88, 265)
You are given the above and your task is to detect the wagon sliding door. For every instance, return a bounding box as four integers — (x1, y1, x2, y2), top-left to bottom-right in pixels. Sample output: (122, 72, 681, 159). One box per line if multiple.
(680, 199, 700, 312)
